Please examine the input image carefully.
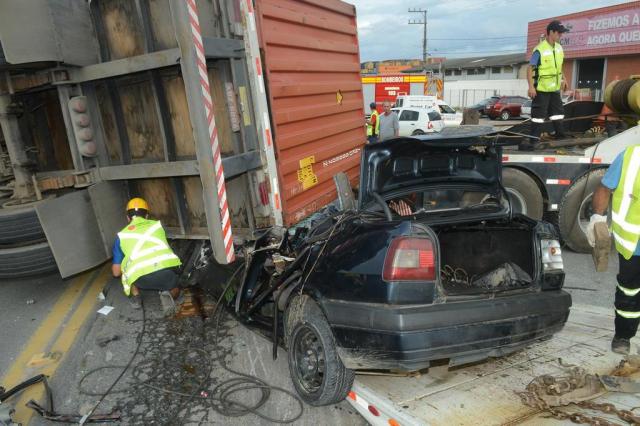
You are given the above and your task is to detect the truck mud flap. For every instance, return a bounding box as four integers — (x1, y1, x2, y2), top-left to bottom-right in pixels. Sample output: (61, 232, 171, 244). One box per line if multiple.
(35, 182, 127, 277)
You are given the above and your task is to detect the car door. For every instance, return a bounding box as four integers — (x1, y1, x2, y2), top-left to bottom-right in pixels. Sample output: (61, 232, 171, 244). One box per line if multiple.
(398, 109, 421, 136)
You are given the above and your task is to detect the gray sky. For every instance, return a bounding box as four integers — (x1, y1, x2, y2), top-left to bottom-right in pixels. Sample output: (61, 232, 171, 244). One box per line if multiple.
(346, 0, 630, 61)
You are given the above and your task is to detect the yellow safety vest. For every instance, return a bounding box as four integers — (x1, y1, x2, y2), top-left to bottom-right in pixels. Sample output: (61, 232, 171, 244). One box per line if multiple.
(118, 217, 181, 296)
(367, 110, 380, 136)
(611, 145, 640, 260)
(533, 39, 564, 92)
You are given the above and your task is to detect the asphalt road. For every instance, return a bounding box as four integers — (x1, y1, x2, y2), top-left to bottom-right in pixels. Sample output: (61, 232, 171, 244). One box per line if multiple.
(0, 273, 68, 376)
(0, 248, 621, 425)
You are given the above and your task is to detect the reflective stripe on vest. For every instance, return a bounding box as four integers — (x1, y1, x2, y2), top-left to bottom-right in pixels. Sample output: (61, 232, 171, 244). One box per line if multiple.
(118, 217, 181, 295)
(533, 40, 564, 92)
(611, 145, 640, 260)
(367, 110, 380, 136)
(618, 284, 640, 297)
(616, 308, 640, 319)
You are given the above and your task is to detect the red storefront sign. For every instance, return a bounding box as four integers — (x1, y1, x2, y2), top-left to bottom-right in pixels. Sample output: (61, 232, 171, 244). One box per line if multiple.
(561, 8, 640, 52)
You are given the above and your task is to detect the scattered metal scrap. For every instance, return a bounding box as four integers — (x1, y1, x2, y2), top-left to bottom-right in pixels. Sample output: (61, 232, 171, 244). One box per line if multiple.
(517, 358, 640, 425)
(0, 374, 120, 423)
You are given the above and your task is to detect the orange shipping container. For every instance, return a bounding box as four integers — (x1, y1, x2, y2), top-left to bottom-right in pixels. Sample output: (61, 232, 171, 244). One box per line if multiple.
(256, 0, 366, 225)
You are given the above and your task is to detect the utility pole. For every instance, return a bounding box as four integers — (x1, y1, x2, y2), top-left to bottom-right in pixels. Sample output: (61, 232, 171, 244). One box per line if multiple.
(408, 8, 428, 65)
(409, 8, 432, 95)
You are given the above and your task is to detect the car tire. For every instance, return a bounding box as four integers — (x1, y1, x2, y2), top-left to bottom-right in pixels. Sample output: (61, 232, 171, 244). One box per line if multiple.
(285, 295, 354, 406)
(0, 206, 46, 245)
(500, 110, 511, 121)
(502, 168, 543, 220)
(0, 242, 57, 279)
(558, 168, 607, 253)
(411, 129, 425, 136)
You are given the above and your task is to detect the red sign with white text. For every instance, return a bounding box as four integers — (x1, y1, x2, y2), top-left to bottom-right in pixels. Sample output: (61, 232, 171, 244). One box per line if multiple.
(374, 81, 410, 104)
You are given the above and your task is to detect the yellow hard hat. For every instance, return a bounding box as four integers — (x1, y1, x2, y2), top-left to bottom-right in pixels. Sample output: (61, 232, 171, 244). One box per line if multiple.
(126, 197, 149, 213)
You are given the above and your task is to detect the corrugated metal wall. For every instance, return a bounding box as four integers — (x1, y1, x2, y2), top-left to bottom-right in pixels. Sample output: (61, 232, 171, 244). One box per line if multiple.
(256, 0, 365, 225)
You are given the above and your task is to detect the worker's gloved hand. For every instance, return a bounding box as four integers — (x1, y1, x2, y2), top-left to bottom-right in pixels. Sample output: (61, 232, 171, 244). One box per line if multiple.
(586, 214, 608, 247)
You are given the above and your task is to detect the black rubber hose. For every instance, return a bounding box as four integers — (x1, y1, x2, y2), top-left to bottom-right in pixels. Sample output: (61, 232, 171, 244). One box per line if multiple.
(0, 374, 47, 402)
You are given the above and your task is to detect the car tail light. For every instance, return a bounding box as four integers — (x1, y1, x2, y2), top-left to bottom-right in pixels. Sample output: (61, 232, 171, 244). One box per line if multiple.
(383, 237, 435, 281)
(541, 239, 563, 271)
(428, 122, 433, 129)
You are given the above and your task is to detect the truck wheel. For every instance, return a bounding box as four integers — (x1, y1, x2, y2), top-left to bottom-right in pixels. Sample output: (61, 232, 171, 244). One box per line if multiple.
(0, 242, 57, 279)
(285, 295, 354, 406)
(500, 110, 511, 120)
(558, 169, 607, 253)
(502, 168, 543, 220)
(0, 207, 45, 245)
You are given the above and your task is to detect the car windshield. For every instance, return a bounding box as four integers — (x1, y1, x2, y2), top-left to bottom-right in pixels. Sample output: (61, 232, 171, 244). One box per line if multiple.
(439, 104, 456, 114)
(387, 189, 502, 217)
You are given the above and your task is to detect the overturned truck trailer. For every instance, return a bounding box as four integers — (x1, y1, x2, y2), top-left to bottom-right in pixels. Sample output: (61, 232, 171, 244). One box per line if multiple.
(0, 0, 365, 277)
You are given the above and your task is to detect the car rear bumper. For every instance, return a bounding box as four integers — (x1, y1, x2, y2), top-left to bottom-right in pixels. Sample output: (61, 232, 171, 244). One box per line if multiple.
(321, 290, 571, 371)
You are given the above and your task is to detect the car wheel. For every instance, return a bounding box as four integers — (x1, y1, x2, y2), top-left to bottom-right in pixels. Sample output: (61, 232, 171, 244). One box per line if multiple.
(285, 295, 354, 406)
(500, 110, 511, 121)
(558, 169, 607, 253)
(411, 129, 425, 136)
(0, 206, 46, 245)
(502, 168, 543, 220)
(0, 242, 57, 279)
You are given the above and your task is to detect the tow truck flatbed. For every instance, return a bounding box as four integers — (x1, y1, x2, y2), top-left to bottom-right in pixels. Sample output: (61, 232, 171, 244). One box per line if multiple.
(348, 304, 639, 425)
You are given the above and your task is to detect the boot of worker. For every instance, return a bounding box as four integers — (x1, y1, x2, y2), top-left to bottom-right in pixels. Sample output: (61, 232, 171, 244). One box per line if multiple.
(520, 121, 541, 151)
(159, 290, 178, 317)
(551, 119, 566, 139)
(611, 337, 631, 355)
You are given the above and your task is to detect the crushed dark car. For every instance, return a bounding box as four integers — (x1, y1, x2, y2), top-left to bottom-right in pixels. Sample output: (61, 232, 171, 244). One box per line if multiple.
(226, 126, 571, 406)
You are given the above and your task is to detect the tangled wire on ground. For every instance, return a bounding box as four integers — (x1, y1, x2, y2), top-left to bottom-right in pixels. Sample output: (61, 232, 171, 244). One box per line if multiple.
(78, 265, 304, 424)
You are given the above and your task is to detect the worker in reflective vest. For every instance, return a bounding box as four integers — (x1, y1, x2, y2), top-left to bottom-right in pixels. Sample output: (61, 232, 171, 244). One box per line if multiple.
(112, 198, 182, 315)
(522, 20, 569, 151)
(588, 145, 640, 354)
(366, 102, 380, 144)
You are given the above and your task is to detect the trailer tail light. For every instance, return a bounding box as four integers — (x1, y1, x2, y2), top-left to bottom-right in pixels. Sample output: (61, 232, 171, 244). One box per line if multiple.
(383, 237, 435, 281)
(347, 388, 401, 425)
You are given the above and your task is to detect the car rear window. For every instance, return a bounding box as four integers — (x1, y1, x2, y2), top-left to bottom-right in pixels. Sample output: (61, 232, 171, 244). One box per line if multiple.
(399, 110, 420, 121)
(428, 111, 442, 121)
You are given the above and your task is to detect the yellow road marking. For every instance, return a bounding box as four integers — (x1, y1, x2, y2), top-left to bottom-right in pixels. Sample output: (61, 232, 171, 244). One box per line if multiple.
(2, 264, 111, 425)
(0, 270, 93, 387)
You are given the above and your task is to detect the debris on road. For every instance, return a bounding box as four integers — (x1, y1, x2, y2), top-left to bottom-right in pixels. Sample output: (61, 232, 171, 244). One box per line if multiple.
(96, 306, 114, 316)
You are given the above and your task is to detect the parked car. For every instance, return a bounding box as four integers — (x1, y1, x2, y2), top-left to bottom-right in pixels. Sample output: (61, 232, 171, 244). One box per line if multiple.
(521, 99, 532, 119)
(470, 96, 500, 116)
(233, 126, 570, 406)
(486, 96, 530, 120)
(394, 96, 462, 127)
(392, 107, 444, 136)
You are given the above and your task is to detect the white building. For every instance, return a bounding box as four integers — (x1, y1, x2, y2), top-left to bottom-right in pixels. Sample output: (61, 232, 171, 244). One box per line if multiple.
(404, 53, 529, 108)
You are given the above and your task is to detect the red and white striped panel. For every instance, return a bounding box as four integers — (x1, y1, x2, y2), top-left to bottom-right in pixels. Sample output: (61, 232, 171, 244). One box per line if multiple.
(186, 0, 234, 263)
(502, 155, 602, 164)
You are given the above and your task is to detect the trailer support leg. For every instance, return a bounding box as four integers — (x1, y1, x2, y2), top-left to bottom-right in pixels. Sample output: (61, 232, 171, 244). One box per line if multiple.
(0, 94, 35, 202)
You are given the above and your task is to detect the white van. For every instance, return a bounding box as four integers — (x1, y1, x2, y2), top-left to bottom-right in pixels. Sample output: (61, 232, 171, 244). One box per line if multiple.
(394, 95, 462, 127)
